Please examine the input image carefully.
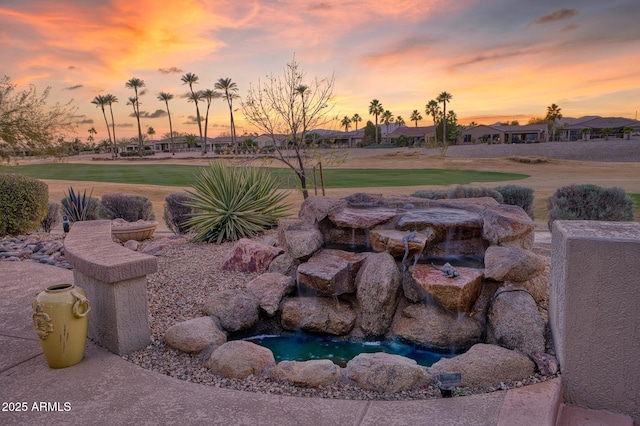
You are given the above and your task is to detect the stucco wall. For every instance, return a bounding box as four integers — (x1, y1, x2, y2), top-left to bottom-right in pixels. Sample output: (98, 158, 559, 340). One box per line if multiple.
(550, 220, 640, 423)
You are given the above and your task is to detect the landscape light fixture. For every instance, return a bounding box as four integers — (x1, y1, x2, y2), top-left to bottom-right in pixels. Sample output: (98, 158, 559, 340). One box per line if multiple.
(437, 373, 462, 398)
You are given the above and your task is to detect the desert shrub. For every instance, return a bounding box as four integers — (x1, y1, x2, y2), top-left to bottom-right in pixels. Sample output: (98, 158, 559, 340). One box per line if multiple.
(495, 185, 535, 218)
(410, 189, 450, 199)
(61, 187, 101, 223)
(100, 193, 155, 222)
(547, 184, 634, 230)
(0, 173, 49, 236)
(40, 202, 61, 233)
(411, 186, 503, 203)
(163, 192, 194, 235)
(184, 161, 289, 243)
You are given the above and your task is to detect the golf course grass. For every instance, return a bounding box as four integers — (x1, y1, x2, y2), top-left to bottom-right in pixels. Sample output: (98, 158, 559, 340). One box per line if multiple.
(0, 163, 528, 189)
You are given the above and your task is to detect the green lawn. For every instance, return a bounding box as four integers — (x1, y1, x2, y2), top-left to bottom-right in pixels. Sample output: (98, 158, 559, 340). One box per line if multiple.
(0, 163, 528, 189)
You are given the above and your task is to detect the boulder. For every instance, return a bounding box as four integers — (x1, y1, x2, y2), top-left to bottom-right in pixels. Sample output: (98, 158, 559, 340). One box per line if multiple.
(278, 219, 323, 261)
(397, 208, 483, 240)
(267, 252, 299, 278)
(486, 285, 545, 355)
(246, 273, 295, 316)
(297, 250, 367, 296)
(481, 205, 534, 249)
(298, 196, 348, 223)
(346, 353, 427, 392)
(164, 316, 226, 353)
(530, 352, 559, 376)
(391, 303, 483, 349)
(406, 264, 483, 312)
(328, 207, 398, 229)
(484, 246, 546, 283)
(515, 264, 550, 306)
(369, 229, 434, 258)
(355, 252, 401, 337)
(270, 360, 342, 387)
(281, 297, 356, 335)
(427, 344, 535, 388)
(205, 341, 275, 379)
(203, 289, 260, 332)
(221, 238, 283, 273)
(124, 240, 140, 251)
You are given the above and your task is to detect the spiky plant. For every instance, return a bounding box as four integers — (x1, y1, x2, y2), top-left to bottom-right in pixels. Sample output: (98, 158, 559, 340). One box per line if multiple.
(61, 186, 100, 223)
(184, 162, 289, 243)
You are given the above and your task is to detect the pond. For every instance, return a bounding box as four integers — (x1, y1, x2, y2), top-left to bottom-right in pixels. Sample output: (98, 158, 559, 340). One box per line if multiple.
(243, 333, 457, 367)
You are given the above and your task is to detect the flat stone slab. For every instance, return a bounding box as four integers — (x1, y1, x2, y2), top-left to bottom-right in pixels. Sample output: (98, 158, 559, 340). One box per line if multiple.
(297, 249, 368, 296)
(397, 208, 483, 239)
(409, 264, 483, 312)
(369, 229, 434, 257)
(328, 207, 398, 229)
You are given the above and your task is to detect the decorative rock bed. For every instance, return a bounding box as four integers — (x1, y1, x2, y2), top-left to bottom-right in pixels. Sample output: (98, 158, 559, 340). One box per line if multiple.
(164, 194, 558, 392)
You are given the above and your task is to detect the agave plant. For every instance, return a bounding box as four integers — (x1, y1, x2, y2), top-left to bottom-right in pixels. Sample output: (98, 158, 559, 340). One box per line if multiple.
(61, 186, 99, 223)
(184, 161, 289, 243)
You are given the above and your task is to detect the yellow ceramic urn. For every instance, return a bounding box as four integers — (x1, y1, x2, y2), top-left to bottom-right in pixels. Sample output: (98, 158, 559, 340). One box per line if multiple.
(32, 283, 91, 368)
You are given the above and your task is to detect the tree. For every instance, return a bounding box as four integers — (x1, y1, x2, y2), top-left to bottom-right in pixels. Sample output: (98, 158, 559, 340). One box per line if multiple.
(104, 94, 119, 157)
(368, 99, 383, 144)
(214, 78, 240, 154)
(147, 126, 156, 141)
(410, 110, 422, 127)
(395, 116, 406, 128)
(157, 92, 175, 154)
(125, 77, 145, 156)
(425, 99, 440, 128)
(467, 121, 478, 127)
(362, 120, 379, 146)
(341, 116, 351, 132)
(545, 103, 563, 141)
(201, 89, 220, 154)
(601, 127, 613, 141)
(351, 113, 362, 131)
(87, 127, 97, 144)
(437, 91, 452, 146)
(91, 95, 113, 152)
(181, 73, 203, 150)
(242, 55, 338, 199)
(381, 110, 394, 143)
(186, 90, 205, 152)
(0, 76, 77, 159)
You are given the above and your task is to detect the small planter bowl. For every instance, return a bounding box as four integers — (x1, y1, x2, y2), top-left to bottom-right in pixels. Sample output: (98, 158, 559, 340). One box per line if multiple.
(111, 219, 158, 242)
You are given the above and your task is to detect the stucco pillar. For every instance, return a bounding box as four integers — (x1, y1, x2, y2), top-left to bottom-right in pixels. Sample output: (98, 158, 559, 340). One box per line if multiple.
(550, 221, 640, 423)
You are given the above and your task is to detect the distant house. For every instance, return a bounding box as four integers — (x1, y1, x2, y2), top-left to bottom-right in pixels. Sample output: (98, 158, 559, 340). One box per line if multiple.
(462, 124, 548, 144)
(388, 126, 436, 145)
(562, 117, 640, 141)
(253, 134, 290, 149)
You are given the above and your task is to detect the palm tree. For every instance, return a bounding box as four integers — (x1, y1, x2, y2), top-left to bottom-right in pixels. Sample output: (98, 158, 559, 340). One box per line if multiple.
(125, 77, 145, 156)
(341, 116, 352, 132)
(214, 78, 240, 154)
(381, 110, 394, 144)
(351, 113, 362, 132)
(396, 116, 406, 127)
(601, 127, 613, 141)
(201, 89, 220, 154)
(425, 99, 440, 128)
(87, 127, 97, 144)
(91, 95, 113, 153)
(104, 94, 118, 157)
(181, 73, 203, 150)
(147, 126, 156, 141)
(468, 121, 479, 127)
(545, 103, 563, 141)
(186, 90, 205, 153)
(410, 110, 422, 127)
(157, 92, 175, 154)
(437, 91, 452, 146)
(368, 99, 383, 144)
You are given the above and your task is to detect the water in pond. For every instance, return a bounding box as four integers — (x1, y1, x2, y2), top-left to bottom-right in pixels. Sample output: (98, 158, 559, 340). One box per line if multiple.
(243, 333, 455, 367)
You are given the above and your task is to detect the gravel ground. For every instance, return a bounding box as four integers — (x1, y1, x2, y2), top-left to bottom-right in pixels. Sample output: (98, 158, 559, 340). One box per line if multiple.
(118, 232, 557, 401)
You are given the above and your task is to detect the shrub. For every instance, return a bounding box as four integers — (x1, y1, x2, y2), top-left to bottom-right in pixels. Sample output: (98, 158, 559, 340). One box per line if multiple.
(494, 185, 535, 218)
(411, 186, 503, 203)
(184, 161, 290, 243)
(100, 193, 155, 222)
(61, 187, 101, 223)
(40, 202, 61, 233)
(163, 192, 194, 235)
(0, 173, 49, 236)
(547, 184, 634, 230)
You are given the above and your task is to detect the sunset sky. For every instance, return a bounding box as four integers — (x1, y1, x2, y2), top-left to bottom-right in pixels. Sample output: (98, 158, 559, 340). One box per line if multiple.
(1, 0, 639, 141)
